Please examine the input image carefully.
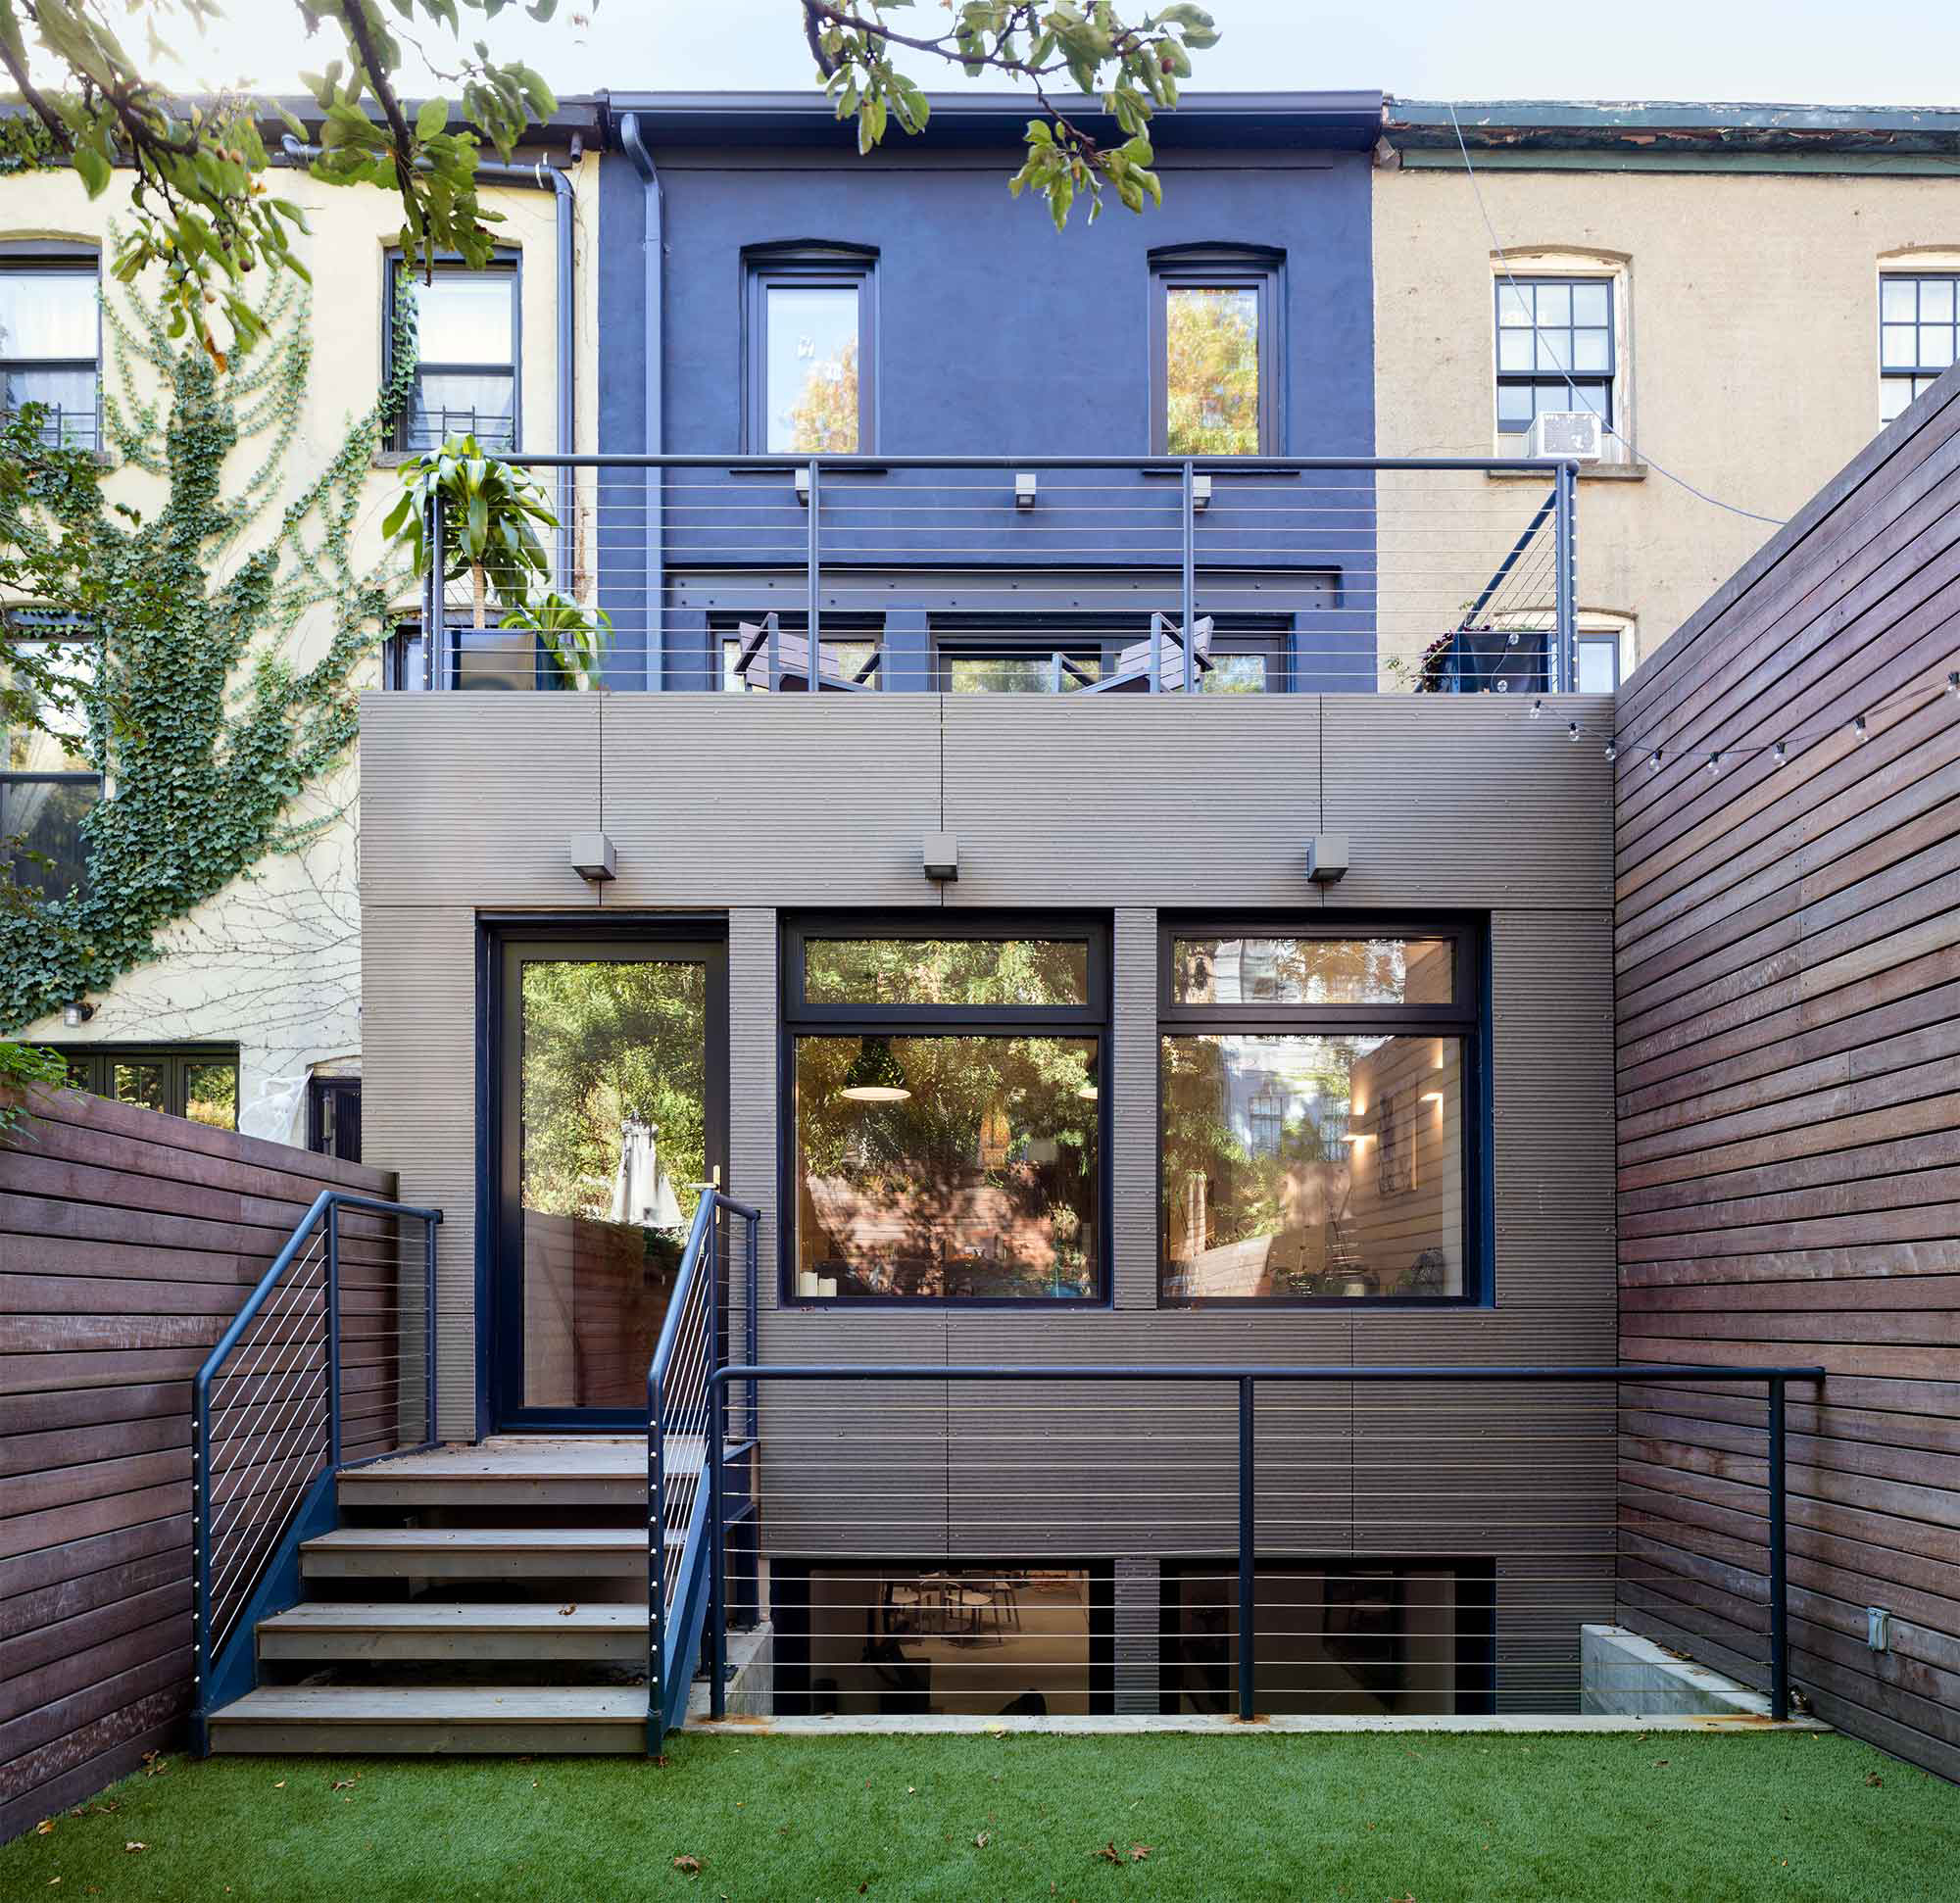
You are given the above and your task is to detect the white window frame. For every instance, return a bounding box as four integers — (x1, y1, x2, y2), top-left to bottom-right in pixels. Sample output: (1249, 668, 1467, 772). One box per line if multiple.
(1490, 251, 1632, 464)
(1876, 250, 1960, 430)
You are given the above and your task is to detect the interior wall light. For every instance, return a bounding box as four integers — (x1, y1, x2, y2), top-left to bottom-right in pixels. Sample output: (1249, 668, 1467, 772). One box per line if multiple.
(839, 1036, 911, 1103)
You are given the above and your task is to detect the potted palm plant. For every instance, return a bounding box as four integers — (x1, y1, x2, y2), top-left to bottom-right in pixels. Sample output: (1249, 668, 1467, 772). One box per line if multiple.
(383, 434, 558, 631)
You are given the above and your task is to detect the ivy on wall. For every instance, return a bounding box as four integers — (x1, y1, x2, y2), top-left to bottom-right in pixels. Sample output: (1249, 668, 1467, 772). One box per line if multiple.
(0, 271, 411, 1033)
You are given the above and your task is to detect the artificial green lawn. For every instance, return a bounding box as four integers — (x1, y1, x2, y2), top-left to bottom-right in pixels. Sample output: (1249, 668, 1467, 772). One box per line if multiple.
(7, 1730, 1957, 1902)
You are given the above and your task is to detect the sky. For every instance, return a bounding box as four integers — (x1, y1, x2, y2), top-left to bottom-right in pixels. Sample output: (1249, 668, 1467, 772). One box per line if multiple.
(150, 1, 1960, 111)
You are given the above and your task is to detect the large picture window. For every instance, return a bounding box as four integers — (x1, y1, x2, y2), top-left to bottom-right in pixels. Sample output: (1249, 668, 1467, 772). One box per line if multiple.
(55, 1044, 239, 1129)
(1159, 925, 1480, 1303)
(785, 922, 1106, 1304)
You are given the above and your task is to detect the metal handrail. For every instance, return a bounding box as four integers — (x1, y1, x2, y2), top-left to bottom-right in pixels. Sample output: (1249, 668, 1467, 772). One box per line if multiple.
(190, 1189, 442, 1748)
(701, 1360, 1826, 1727)
(646, 1188, 761, 1751)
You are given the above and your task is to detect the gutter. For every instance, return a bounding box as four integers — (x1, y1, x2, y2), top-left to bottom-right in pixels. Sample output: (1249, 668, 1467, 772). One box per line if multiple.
(617, 111, 665, 690)
(280, 135, 578, 581)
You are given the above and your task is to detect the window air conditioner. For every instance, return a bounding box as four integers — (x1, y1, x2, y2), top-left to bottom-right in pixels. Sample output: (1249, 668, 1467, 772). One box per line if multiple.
(1526, 411, 1604, 463)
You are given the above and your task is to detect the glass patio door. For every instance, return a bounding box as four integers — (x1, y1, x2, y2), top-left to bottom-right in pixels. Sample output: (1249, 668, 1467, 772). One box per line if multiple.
(495, 936, 726, 1427)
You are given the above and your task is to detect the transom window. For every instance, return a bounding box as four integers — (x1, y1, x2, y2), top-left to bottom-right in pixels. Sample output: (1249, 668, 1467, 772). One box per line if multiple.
(1159, 924, 1480, 1305)
(0, 250, 100, 450)
(1152, 247, 1282, 456)
(391, 257, 519, 452)
(784, 922, 1106, 1304)
(747, 248, 876, 455)
(1494, 276, 1614, 442)
(1880, 273, 1957, 424)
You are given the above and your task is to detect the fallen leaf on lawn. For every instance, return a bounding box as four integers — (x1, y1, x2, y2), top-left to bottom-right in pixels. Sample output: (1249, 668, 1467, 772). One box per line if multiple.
(123, 1842, 146, 1853)
(141, 1752, 168, 1777)
(1130, 1845, 1152, 1861)
(975, 1832, 990, 1848)
(45, 1879, 58, 1886)
(34, 1821, 53, 1836)
(1095, 1842, 1121, 1864)
(673, 1854, 703, 1874)
(990, 1727, 1005, 1738)
(1865, 1773, 1884, 1787)
(906, 1786, 916, 1794)
(332, 1779, 356, 1790)
(273, 1781, 286, 1789)
(1651, 1760, 1670, 1769)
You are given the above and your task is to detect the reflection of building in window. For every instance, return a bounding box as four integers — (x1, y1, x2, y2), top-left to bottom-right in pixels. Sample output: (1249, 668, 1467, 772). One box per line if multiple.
(2, 623, 101, 900)
(747, 247, 877, 454)
(0, 250, 100, 449)
(392, 259, 518, 453)
(1377, 1087, 1413, 1196)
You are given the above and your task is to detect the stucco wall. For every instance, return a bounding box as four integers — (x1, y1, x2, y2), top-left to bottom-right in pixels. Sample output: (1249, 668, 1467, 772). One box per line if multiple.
(1372, 162, 1960, 677)
(1, 155, 595, 1141)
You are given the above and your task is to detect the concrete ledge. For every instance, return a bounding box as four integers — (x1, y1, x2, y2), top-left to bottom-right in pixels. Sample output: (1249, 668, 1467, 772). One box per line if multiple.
(1581, 1625, 1771, 1718)
(686, 1622, 774, 1721)
(684, 1712, 1827, 1738)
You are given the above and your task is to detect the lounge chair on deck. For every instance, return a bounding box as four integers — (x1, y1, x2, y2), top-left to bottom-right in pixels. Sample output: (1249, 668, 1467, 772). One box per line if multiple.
(731, 612, 881, 691)
(1049, 613, 1214, 694)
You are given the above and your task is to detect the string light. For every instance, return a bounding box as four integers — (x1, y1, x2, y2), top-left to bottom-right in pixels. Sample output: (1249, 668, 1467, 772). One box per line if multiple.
(1706, 753, 1721, 777)
(1853, 714, 1869, 743)
(1567, 721, 1580, 742)
(1530, 698, 1544, 719)
(1773, 741, 1788, 766)
(1603, 739, 1618, 762)
(1648, 749, 1664, 772)
(1948, 671, 1959, 697)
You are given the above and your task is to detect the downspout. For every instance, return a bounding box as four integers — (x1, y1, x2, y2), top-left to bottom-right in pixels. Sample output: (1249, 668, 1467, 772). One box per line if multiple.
(618, 111, 665, 690)
(280, 134, 577, 593)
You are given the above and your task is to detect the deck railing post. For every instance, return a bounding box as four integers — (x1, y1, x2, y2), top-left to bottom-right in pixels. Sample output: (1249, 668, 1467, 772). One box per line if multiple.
(1768, 1376, 1789, 1722)
(744, 1207, 760, 1443)
(422, 1213, 438, 1450)
(1180, 460, 1197, 693)
(806, 460, 821, 654)
(1238, 1375, 1255, 1722)
(325, 1198, 342, 1471)
(190, 1367, 213, 1754)
(1553, 460, 1577, 693)
(648, 1364, 665, 1753)
(709, 1352, 728, 1722)
(422, 491, 446, 691)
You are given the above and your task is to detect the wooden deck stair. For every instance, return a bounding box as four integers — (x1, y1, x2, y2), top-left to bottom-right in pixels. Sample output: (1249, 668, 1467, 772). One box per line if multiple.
(207, 1437, 690, 1756)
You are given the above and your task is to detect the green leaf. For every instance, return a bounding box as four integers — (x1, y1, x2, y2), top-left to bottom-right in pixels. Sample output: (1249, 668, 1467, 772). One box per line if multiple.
(416, 97, 449, 140)
(72, 145, 111, 196)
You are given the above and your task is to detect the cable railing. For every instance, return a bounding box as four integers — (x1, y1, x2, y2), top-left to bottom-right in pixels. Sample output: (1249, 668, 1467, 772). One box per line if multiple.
(647, 1187, 760, 1751)
(688, 1360, 1822, 1733)
(413, 454, 1583, 697)
(189, 1190, 442, 1752)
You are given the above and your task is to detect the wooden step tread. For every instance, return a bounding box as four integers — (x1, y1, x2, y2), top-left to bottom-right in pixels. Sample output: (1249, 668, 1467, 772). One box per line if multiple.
(261, 1602, 648, 1633)
(339, 1436, 701, 1485)
(304, 1529, 652, 1552)
(214, 1687, 646, 1724)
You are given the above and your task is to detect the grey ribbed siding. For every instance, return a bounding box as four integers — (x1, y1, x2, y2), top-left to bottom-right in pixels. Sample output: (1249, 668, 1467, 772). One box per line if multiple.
(1114, 1558, 1160, 1713)
(359, 689, 1620, 1701)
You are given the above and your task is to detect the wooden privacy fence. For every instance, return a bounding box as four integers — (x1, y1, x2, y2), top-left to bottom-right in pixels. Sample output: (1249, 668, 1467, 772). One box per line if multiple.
(0, 1083, 395, 1840)
(1613, 364, 1960, 1778)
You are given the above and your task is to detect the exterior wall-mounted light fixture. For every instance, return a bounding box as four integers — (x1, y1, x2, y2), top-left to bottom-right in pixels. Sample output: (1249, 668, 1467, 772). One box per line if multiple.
(922, 832, 958, 882)
(1305, 834, 1349, 885)
(794, 466, 811, 507)
(1192, 473, 1213, 513)
(62, 1000, 95, 1028)
(568, 832, 617, 883)
(1014, 472, 1038, 511)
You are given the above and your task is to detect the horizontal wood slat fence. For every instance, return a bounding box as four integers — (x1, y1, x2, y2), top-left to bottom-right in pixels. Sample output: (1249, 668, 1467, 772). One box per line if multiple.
(0, 1084, 394, 1841)
(1613, 366, 1960, 1780)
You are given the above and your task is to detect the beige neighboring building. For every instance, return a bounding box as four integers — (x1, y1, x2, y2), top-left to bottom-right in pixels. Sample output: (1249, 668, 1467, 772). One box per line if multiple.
(1374, 99, 1960, 687)
(1, 106, 601, 1148)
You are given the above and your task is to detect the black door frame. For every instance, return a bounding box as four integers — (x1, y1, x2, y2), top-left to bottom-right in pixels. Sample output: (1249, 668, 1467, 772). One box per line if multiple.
(480, 916, 729, 1434)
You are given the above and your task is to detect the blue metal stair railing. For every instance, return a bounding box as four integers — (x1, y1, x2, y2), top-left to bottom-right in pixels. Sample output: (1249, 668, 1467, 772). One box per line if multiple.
(189, 1190, 443, 1753)
(647, 1189, 761, 1752)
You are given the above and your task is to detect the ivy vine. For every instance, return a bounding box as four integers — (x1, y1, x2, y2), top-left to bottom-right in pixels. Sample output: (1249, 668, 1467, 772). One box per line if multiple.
(0, 268, 414, 1033)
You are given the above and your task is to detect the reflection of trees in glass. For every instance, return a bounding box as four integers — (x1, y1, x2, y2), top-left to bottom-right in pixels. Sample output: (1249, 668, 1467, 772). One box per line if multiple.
(1173, 937, 1449, 1007)
(783, 340, 858, 453)
(797, 1033, 1098, 1297)
(1161, 1034, 1365, 1260)
(1166, 287, 1258, 455)
(187, 1061, 237, 1130)
(806, 938, 1089, 1008)
(520, 960, 708, 1225)
(947, 655, 1097, 695)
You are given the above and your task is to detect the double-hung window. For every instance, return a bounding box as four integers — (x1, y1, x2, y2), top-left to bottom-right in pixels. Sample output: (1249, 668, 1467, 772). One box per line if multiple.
(1879, 272, 1957, 424)
(0, 247, 100, 450)
(1160, 924, 1481, 1303)
(1494, 276, 1614, 444)
(747, 247, 876, 454)
(2, 618, 100, 900)
(784, 922, 1106, 1303)
(392, 256, 519, 452)
(1152, 247, 1281, 456)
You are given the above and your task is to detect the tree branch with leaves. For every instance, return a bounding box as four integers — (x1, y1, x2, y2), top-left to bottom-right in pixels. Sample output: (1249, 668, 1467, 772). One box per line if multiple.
(801, 1, 1219, 229)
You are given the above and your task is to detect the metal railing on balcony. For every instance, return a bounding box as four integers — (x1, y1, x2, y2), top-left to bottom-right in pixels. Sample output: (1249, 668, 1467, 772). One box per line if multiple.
(675, 1359, 1821, 1734)
(415, 454, 1583, 697)
(189, 1190, 442, 1752)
